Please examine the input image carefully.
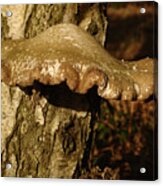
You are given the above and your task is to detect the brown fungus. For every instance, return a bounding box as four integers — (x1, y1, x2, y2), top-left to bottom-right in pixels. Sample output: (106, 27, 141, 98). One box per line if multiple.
(2, 23, 155, 101)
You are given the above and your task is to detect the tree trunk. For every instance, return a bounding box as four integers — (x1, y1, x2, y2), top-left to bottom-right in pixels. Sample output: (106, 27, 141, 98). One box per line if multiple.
(1, 3, 107, 178)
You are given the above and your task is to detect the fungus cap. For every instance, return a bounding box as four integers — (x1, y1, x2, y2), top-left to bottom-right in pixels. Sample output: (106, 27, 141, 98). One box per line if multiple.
(2, 23, 154, 101)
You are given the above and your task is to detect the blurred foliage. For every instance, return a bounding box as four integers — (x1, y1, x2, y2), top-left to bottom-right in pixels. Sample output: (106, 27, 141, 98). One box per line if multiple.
(80, 100, 156, 180)
(106, 2, 157, 60)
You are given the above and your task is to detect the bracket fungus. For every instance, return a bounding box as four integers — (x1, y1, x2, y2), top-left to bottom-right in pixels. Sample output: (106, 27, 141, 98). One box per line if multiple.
(1, 23, 155, 178)
(2, 23, 154, 101)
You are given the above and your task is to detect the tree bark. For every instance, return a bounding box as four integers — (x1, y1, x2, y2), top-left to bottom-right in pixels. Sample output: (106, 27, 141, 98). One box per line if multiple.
(1, 3, 107, 178)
